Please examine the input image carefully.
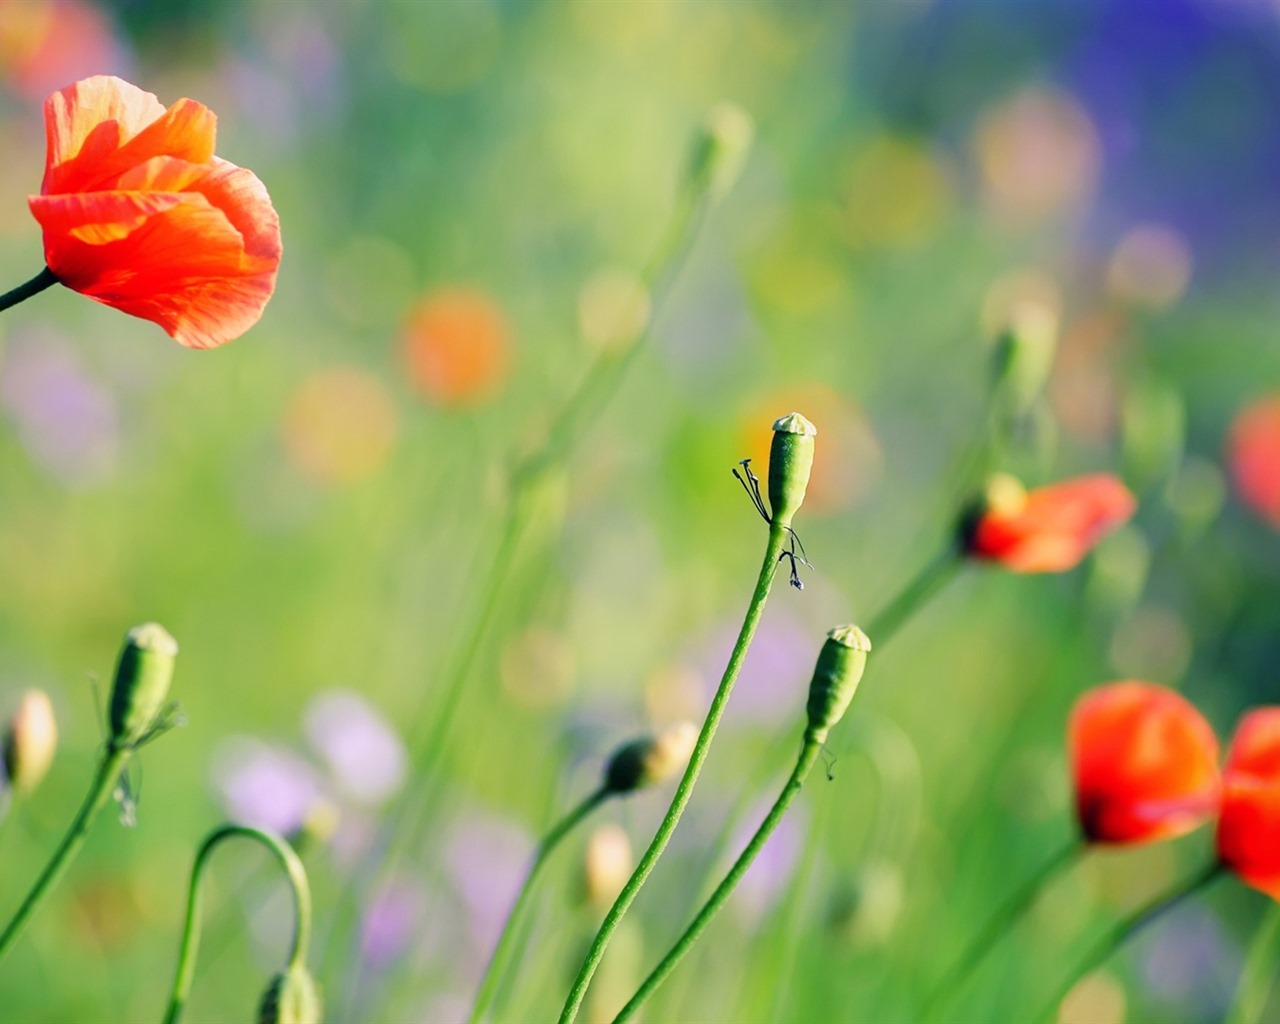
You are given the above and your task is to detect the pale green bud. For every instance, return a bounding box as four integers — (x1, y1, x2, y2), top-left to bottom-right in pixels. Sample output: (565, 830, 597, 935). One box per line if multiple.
(990, 302, 1057, 419)
(767, 412, 817, 528)
(687, 102, 754, 202)
(108, 623, 177, 751)
(258, 964, 322, 1024)
(603, 721, 698, 795)
(805, 625, 872, 745)
(3, 689, 57, 795)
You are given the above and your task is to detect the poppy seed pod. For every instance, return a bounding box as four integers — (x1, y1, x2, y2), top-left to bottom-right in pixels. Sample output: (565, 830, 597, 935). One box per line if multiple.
(108, 623, 178, 752)
(603, 721, 698, 795)
(768, 412, 817, 528)
(258, 964, 323, 1024)
(3, 690, 58, 796)
(805, 625, 872, 745)
(687, 102, 754, 202)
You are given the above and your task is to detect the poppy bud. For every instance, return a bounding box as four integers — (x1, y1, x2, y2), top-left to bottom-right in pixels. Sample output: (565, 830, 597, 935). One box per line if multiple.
(767, 412, 817, 528)
(258, 964, 323, 1024)
(603, 721, 698, 795)
(1217, 708, 1280, 900)
(3, 689, 58, 795)
(686, 102, 754, 202)
(1070, 681, 1220, 845)
(991, 302, 1057, 420)
(962, 472, 1136, 573)
(581, 823, 633, 910)
(108, 623, 178, 752)
(805, 625, 872, 745)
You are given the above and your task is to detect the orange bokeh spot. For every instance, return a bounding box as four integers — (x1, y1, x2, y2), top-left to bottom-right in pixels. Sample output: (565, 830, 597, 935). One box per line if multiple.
(402, 288, 509, 406)
(283, 366, 398, 485)
(1228, 395, 1280, 528)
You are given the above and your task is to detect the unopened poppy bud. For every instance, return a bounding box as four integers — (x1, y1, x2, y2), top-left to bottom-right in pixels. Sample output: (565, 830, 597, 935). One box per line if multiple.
(581, 823, 633, 910)
(258, 964, 323, 1024)
(991, 302, 1057, 419)
(805, 625, 872, 745)
(687, 102, 754, 202)
(3, 690, 58, 796)
(603, 721, 698, 795)
(108, 623, 178, 751)
(768, 412, 817, 528)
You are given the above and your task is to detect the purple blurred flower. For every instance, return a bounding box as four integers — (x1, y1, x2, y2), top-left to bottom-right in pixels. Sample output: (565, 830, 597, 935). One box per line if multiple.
(0, 332, 118, 487)
(733, 799, 806, 921)
(1138, 904, 1241, 1018)
(212, 737, 325, 836)
(361, 876, 432, 971)
(697, 609, 812, 728)
(443, 811, 533, 955)
(304, 690, 406, 805)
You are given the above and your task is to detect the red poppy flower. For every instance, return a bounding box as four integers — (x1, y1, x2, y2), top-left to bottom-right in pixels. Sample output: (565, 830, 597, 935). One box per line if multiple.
(1070, 681, 1220, 845)
(1217, 708, 1280, 900)
(26, 75, 282, 349)
(1228, 396, 1280, 529)
(965, 473, 1136, 573)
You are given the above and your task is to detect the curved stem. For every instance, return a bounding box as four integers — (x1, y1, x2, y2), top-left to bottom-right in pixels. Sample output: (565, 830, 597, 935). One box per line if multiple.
(0, 744, 129, 962)
(162, 824, 312, 1024)
(613, 736, 821, 1023)
(865, 547, 964, 649)
(469, 789, 608, 1024)
(922, 839, 1083, 1022)
(558, 523, 789, 1024)
(1226, 903, 1280, 1024)
(0, 267, 58, 314)
(1034, 861, 1222, 1024)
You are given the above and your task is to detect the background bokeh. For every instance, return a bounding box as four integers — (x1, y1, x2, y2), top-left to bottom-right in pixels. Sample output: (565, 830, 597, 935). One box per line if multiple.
(1, 1, 1279, 1022)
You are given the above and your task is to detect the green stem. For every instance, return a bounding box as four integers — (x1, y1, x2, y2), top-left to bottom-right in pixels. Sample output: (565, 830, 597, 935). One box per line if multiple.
(1226, 903, 1280, 1024)
(0, 267, 58, 314)
(922, 839, 1083, 1022)
(0, 744, 129, 962)
(558, 522, 789, 1024)
(469, 789, 608, 1024)
(162, 824, 312, 1024)
(612, 735, 822, 1023)
(1034, 861, 1223, 1024)
(865, 546, 964, 648)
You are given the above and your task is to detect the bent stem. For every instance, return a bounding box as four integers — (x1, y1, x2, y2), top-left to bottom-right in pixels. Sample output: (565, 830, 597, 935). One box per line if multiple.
(468, 789, 609, 1024)
(613, 734, 822, 1023)
(558, 522, 789, 1024)
(922, 839, 1083, 1022)
(0, 744, 130, 962)
(865, 546, 964, 647)
(163, 824, 312, 1024)
(0, 267, 57, 314)
(1034, 861, 1223, 1024)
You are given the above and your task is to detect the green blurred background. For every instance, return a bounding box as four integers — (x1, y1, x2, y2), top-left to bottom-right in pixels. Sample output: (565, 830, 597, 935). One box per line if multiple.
(1, 0, 1278, 1021)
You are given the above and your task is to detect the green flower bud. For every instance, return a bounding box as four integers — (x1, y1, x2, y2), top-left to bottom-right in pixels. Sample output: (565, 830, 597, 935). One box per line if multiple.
(687, 102, 754, 202)
(990, 302, 1057, 419)
(3, 689, 57, 796)
(603, 721, 698, 795)
(108, 623, 178, 751)
(258, 964, 322, 1024)
(805, 625, 872, 745)
(767, 412, 817, 528)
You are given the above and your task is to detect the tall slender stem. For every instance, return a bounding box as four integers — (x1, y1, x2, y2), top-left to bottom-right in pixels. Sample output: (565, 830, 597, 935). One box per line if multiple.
(612, 735, 822, 1023)
(0, 267, 58, 314)
(865, 546, 964, 647)
(1226, 903, 1280, 1024)
(922, 839, 1083, 1022)
(558, 522, 789, 1024)
(469, 789, 608, 1024)
(0, 745, 129, 962)
(1034, 862, 1222, 1024)
(163, 824, 312, 1024)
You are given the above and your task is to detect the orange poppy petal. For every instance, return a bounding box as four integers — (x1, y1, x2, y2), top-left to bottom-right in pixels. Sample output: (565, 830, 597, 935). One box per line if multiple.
(30, 186, 278, 350)
(1219, 708, 1280, 900)
(41, 75, 168, 193)
(73, 98, 217, 195)
(1069, 681, 1221, 845)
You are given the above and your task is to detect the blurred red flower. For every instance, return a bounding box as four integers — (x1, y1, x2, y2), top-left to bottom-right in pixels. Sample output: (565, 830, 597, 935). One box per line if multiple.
(402, 288, 509, 406)
(1228, 396, 1280, 528)
(966, 473, 1136, 573)
(1070, 681, 1220, 845)
(27, 75, 282, 349)
(1217, 708, 1280, 900)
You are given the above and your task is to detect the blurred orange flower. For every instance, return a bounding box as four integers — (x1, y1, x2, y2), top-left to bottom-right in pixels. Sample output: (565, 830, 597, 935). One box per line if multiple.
(27, 75, 282, 349)
(1217, 708, 1280, 901)
(282, 367, 397, 485)
(402, 288, 509, 406)
(966, 473, 1136, 573)
(1228, 395, 1280, 528)
(1070, 681, 1220, 845)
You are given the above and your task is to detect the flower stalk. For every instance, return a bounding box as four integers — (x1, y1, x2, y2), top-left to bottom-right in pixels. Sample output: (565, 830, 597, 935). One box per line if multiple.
(0, 266, 57, 314)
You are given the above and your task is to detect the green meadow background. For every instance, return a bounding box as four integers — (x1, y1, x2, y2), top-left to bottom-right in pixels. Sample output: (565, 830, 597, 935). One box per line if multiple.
(0, 1, 1278, 1021)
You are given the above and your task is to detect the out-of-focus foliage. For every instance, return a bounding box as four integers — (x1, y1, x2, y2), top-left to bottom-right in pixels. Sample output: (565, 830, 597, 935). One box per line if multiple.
(0, 1, 1278, 1022)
